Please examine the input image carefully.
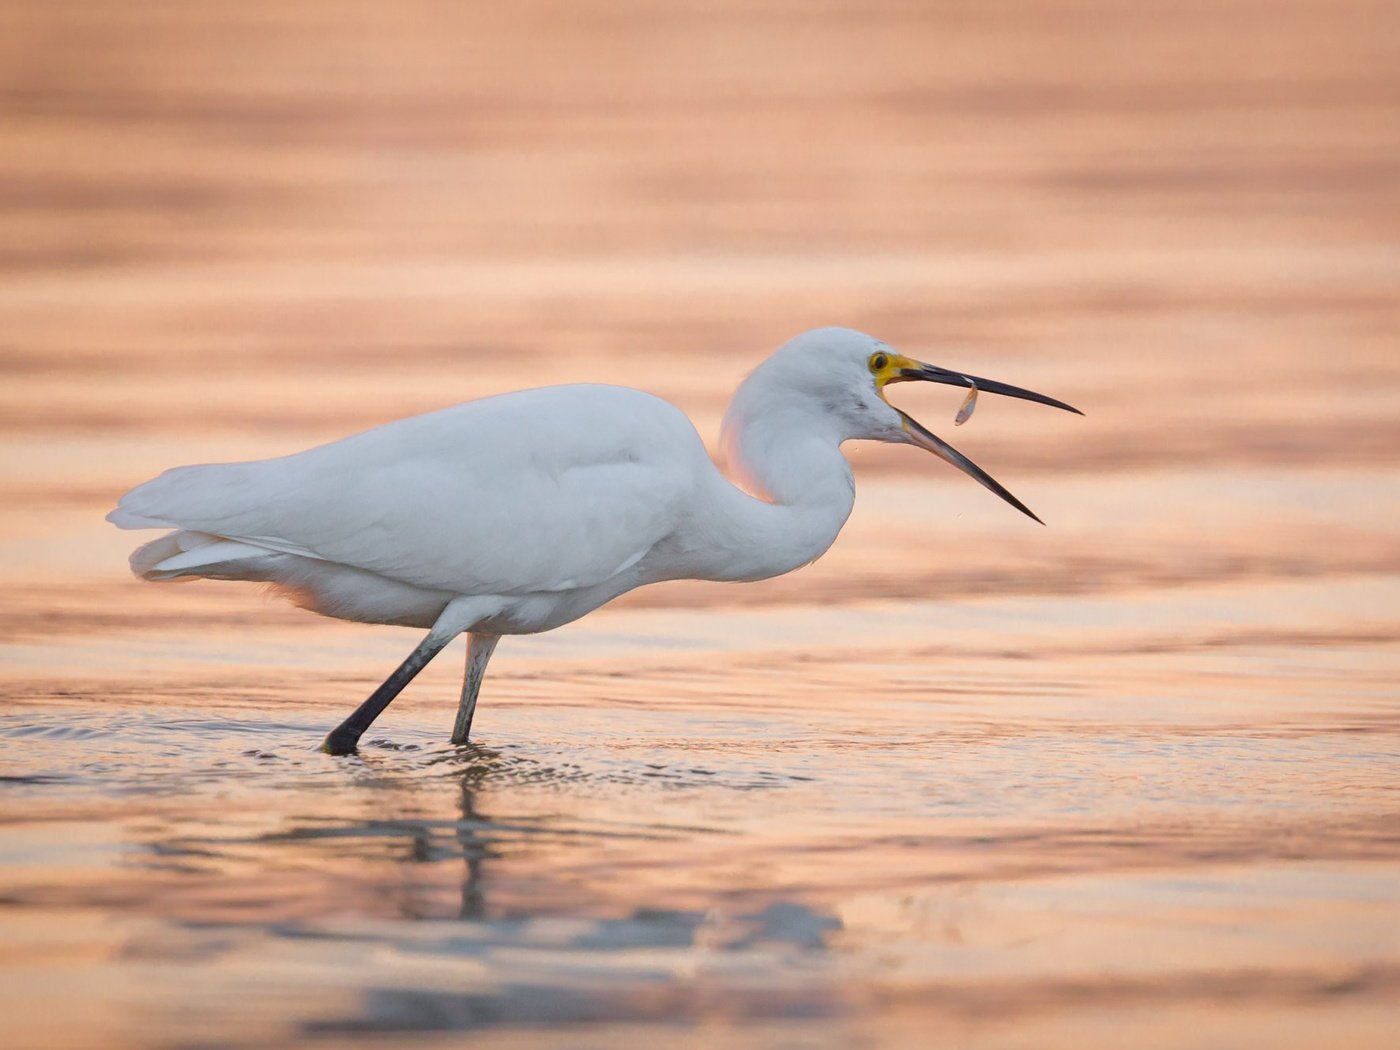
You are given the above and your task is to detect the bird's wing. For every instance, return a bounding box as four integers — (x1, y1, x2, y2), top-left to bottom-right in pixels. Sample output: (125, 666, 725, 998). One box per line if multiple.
(111, 385, 702, 595)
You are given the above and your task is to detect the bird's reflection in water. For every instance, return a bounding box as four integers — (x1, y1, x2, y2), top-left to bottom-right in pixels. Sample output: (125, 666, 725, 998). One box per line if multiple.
(340, 739, 844, 960)
(62, 724, 855, 1035)
(328, 739, 509, 923)
(454, 757, 490, 920)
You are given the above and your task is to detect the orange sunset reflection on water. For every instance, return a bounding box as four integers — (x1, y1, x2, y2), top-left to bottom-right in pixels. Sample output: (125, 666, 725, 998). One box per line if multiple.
(2, 2, 1399, 1048)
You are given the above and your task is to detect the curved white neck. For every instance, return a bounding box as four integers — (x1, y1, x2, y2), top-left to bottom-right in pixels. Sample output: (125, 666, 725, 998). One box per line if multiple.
(685, 388, 856, 583)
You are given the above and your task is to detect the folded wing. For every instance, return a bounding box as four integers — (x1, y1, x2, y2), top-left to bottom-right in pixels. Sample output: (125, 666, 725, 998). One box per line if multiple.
(110, 385, 701, 596)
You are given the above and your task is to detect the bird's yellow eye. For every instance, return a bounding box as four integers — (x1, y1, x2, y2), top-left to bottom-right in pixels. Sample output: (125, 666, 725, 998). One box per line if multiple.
(870, 352, 888, 373)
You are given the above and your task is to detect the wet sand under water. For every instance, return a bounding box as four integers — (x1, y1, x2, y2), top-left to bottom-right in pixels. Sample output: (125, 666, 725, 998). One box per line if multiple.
(3, 1, 1400, 1047)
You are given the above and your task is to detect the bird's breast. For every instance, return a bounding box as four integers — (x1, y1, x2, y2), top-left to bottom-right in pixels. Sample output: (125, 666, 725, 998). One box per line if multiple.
(469, 576, 641, 636)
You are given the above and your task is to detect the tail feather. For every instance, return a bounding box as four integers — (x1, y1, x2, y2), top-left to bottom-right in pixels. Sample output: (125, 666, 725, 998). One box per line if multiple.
(129, 533, 185, 577)
(129, 530, 278, 581)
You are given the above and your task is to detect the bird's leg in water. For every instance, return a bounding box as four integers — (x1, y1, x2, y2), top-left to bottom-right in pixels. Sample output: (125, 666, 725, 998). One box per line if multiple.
(321, 631, 454, 755)
(452, 633, 499, 744)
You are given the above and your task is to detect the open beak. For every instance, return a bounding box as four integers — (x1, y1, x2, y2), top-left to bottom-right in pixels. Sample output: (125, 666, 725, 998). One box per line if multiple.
(884, 359, 1083, 525)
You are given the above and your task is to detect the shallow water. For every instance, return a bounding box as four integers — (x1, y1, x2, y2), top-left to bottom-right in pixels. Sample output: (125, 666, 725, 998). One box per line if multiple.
(3, 1, 1400, 1047)
(4, 590, 1399, 1049)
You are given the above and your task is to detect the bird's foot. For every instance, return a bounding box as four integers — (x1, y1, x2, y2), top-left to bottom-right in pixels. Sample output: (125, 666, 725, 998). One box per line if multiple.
(320, 725, 362, 756)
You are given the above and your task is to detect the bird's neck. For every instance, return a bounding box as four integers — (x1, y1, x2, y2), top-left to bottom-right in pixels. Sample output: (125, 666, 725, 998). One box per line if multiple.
(695, 394, 855, 583)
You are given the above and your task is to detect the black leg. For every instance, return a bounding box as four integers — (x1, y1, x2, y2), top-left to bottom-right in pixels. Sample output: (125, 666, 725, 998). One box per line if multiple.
(321, 632, 453, 755)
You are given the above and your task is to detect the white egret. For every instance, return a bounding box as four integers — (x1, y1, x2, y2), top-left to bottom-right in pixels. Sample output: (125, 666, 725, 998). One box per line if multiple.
(109, 327, 1080, 754)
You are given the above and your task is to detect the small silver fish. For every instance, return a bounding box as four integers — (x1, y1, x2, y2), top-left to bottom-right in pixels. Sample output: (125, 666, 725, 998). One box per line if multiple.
(954, 380, 978, 425)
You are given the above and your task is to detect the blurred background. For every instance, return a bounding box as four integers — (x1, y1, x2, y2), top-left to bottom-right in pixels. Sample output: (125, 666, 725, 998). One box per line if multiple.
(4, 0, 1397, 462)
(4, 0, 1398, 604)
(2, 2, 1399, 1048)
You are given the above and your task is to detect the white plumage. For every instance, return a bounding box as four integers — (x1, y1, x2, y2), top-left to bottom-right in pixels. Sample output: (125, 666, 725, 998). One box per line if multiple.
(114, 386, 699, 628)
(110, 327, 1079, 754)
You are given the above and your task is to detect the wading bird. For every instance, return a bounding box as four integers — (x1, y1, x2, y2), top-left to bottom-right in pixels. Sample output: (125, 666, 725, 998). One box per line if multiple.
(109, 327, 1080, 754)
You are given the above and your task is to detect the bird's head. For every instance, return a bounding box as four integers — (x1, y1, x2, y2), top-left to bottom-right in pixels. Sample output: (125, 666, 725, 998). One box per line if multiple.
(727, 327, 1082, 523)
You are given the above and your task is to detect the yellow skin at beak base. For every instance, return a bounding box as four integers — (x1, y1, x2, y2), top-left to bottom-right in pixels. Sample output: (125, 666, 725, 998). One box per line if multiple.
(871, 352, 922, 393)
(871, 352, 926, 436)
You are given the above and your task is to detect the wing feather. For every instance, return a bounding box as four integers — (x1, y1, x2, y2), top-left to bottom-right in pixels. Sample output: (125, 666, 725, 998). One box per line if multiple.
(111, 385, 702, 595)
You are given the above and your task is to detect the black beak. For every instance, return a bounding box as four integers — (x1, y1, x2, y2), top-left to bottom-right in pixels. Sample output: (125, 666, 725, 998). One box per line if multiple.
(896, 409, 1045, 524)
(890, 360, 1081, 524)
(893, 364, 1083, 416)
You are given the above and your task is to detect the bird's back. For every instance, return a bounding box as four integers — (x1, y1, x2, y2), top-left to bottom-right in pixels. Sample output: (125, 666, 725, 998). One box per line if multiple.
(111, 384, 709, 599)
